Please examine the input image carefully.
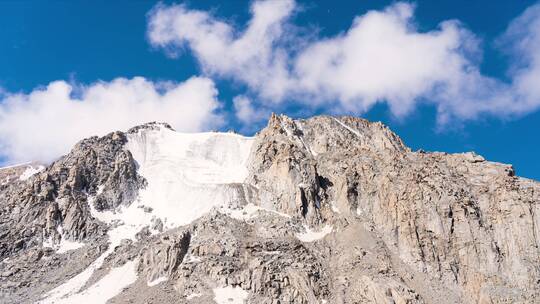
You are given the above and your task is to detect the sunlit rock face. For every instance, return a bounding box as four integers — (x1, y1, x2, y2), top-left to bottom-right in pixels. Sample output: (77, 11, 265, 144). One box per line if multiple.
(0, 115, 538, 304)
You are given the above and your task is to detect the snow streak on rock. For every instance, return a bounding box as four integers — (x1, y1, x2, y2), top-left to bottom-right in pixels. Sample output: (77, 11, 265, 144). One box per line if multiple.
(296, 225, 333, 242)
(18, 165, 45, 181)
(44, 260, 138, 304)
(213, 286, 249, 304)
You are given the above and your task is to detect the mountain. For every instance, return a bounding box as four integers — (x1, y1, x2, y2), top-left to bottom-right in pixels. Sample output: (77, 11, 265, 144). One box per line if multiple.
(0, 114, 538, 304)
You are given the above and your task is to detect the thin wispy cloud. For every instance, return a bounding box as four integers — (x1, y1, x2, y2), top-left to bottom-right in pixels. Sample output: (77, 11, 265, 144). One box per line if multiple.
(148, 0, 540, 126)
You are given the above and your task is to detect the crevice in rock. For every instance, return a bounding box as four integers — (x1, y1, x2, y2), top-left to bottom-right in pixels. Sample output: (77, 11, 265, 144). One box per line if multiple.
(174, 232, 191, 273)
(448, 207, 455, 236)
(300, 188, 309, 218)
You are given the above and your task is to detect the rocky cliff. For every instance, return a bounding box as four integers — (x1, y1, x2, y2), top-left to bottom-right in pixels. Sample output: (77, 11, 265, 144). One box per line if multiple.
(0, 115, 538, 304)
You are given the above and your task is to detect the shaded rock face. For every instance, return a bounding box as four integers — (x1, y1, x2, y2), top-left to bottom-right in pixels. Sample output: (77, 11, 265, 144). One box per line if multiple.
(139, 230, 191, 284)
(247, 114, 409, 226)
(0, 130, 144, 259)
(0, 115, 539, 304)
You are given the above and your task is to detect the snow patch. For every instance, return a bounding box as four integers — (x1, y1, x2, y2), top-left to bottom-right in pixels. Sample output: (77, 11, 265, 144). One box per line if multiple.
(330, 201, 341, 213)
(1, 176, 10, 185)
(56, 239, 85, 254)
(213, 286, 249, 304)
(296, 225, 333, 242)
(89, 198, 156, 244)
(41, 226, 85, 254)
(42, 236, 54, 249)
(43, 259, 138, 304)
(184, 254, 202, 263)
(18, 165, 45, 180)
(40, 245, 114, 303)
(147, 276, 168, 287)
(186, 292, 202, 300)
(332, 118, 362, 138)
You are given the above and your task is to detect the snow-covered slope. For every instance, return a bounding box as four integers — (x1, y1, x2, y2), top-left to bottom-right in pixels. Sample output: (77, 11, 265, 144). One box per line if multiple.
(125, 125, 254, 229)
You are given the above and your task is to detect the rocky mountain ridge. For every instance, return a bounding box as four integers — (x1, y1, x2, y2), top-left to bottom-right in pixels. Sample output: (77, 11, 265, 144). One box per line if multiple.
(0, 114, 538, 304)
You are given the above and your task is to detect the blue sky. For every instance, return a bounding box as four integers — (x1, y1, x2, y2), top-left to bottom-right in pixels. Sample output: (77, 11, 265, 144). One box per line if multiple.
(0, 0, 539, 180)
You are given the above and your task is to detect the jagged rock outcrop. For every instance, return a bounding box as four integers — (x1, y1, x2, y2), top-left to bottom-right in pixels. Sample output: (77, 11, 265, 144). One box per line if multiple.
(0, 115, 538, 304)
(247, 114, 540, 303)
(0, 130, 144, 257)
(139, 230, 191, 284)
(0, 129, 148, 303)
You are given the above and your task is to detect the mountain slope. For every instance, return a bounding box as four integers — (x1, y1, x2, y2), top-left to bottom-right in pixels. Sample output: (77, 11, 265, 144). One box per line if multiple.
(0, 115, 538, 304)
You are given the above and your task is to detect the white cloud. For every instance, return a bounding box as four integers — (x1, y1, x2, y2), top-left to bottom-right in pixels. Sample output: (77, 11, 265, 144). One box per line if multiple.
(148, 1, 540, 125)
(0, 76, 223, 164)
(233, 95, 269, 125)
(499, 3, 540, 113)
(293, 3, 474, 117)
(147, 0, 295, 101)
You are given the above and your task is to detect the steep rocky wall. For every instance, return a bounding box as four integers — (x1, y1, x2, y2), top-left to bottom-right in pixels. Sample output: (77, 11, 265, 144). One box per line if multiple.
(247, 114, 540, 303)
(0, 130, 144, 259)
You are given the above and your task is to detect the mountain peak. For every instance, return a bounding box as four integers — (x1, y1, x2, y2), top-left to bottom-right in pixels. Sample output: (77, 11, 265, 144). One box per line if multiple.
(127, 121, 175, 134)
(0, 114, 538, 304)
(262, 114, 409, 159)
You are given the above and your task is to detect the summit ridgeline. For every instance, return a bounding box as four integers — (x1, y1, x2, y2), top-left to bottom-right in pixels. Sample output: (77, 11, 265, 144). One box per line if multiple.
(0, 114, 538, 304)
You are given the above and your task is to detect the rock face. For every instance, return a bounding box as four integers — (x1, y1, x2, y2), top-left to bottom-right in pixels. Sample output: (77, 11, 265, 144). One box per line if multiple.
(0, 115, 538, 304)
(0, 130, 143, 257)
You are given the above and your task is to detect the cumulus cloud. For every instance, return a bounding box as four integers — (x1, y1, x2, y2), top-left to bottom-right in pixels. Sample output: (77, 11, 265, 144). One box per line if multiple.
(499, 4, 540, 113)
(233, 95, 269, 125)
(148, 0, 540, 125)
(148, 0, 295, 102)
(0, 76, 222, 164)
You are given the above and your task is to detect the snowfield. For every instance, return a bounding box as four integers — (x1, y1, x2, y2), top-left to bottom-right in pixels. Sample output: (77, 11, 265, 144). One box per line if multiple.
(125, 125, 255, 229)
